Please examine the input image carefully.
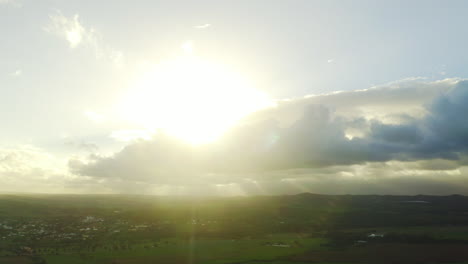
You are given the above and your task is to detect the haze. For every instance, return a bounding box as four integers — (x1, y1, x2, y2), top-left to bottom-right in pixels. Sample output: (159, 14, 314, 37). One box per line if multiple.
(2, 0, 468, 195)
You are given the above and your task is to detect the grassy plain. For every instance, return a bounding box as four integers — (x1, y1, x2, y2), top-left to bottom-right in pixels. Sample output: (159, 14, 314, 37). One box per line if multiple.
(2, 193, 468, 263)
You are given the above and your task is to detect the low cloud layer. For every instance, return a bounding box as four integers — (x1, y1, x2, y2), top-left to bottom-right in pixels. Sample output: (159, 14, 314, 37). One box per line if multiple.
(67, 78, 468, 195)
(0, 146, 73, 193)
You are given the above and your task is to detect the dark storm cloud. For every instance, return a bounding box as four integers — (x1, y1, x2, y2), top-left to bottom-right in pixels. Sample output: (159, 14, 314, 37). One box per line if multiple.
(69, 78, 468, 188)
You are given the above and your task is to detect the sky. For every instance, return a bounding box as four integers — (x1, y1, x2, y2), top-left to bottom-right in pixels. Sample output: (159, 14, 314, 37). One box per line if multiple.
(2, 0, 468, 195)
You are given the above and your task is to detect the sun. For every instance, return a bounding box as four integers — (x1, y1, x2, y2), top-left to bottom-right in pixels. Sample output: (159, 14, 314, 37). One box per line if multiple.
(120, 50, 273, 144)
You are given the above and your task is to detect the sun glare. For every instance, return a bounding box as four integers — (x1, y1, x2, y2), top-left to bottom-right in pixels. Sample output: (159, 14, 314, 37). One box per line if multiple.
(120, 52, 273, 144)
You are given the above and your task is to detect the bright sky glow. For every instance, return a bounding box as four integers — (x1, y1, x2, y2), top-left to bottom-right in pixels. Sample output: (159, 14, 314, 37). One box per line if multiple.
(4, 0, 468, 195)
(120, 53, 274, 144)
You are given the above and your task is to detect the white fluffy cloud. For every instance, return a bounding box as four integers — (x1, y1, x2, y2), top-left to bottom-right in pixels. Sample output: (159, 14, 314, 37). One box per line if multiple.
(68, 78, 468, 195)
(44, 10, 124, 66)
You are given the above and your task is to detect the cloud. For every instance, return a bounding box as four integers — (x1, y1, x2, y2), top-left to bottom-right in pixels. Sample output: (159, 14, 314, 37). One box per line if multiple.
(67, 78, 468, 194)
(194, 23, 211, 29)
(246, 162, 468, 196)
(44, 10, 124, 66)
(110, 129, 153, 142)
(0, 145, 131, 194)
(69, 134, 200, 183)
(44, 11, 84, 48)
(0, 145, 75, 193)
(63, 137, 99, 153)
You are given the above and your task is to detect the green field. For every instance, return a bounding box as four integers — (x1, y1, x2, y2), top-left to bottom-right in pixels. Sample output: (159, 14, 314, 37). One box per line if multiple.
(3, 193, 468, 264)
(36, 235, 324, 264)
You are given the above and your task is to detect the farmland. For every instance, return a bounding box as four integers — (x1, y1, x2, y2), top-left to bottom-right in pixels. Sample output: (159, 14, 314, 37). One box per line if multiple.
(2, 193, 468, 263)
